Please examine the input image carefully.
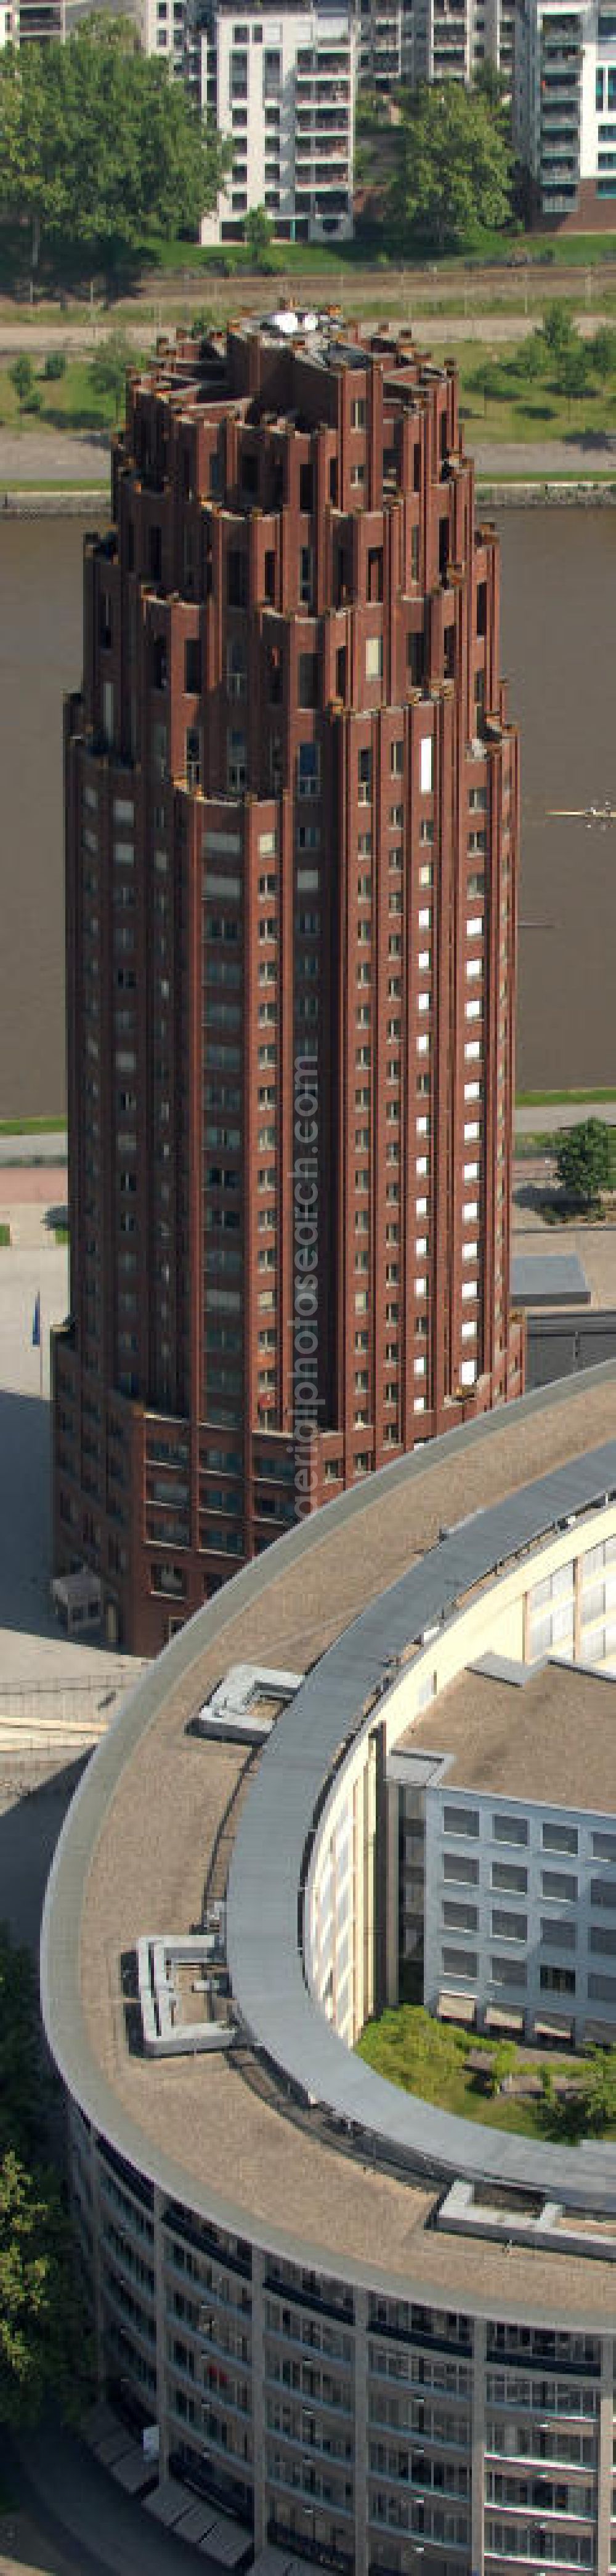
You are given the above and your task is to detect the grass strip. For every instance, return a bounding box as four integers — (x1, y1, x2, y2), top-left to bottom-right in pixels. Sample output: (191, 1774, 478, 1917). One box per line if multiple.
(0, 1116, 67, 1134)
(517, 1087, 616, 1106)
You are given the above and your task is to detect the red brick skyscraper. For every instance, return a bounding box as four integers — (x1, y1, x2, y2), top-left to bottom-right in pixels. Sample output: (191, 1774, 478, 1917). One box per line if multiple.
(52, 315, 524, 1654)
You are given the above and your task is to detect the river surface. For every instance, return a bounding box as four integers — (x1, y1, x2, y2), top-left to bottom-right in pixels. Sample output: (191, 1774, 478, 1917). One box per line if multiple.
(0, 506, 615, 1116)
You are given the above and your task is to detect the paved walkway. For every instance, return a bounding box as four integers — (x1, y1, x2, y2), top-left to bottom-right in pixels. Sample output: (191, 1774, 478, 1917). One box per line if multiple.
(473, 432, 616, 478)
(0, 1133, 67, 1164)
(0, 426, 109, 485)
(1, 421, 614, 491)
(515, 1100, 616, 1133)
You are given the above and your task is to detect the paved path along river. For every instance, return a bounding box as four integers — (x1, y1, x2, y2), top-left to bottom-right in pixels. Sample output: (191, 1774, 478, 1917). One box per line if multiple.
(2, 419, 616, 490)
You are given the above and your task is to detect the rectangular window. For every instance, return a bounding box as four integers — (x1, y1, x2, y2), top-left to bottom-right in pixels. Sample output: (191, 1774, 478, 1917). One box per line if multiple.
(299, 546, 314, 607)
(420, 735, 433, 795)
(492, 1956, 527, 1989)
(185, 637, 201, 694)
(365, 636, 383, 681)
(492, 1909, 527, 1942)
(442, 1946, 477, 1978)
(227, 549, 248, 610)
(443, 1805, 479, 1839)
(540, 1918, 576, 1950)
(542, 1822, 578, 1856)
(102, 679, 114, 749)
(492, 1863, 527, 1894)
(492, 1813, 528, 1846)
(298, 653, 318, 710)
(541, 1870, 577, 1901)
(540, 1965, 575, 1997)
(443, 1852, 479, 1886)
(593, 1831, 616, 1860)
(298, 742, 320, 800)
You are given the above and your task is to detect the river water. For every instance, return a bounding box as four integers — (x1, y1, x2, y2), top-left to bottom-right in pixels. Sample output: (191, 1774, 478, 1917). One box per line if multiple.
(0, 506, 615, 1117)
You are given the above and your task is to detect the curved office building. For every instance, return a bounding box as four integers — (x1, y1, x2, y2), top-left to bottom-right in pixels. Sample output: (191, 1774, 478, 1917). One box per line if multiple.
(42, 1367, 616, 2576)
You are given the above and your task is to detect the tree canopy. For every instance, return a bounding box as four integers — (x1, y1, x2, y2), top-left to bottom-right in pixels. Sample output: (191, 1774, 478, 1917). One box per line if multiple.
(0, 1923, 88, 2429)
(556, 1116, 612, 1205)
(0, 15, 229, 270)
(389, 81, 513, 253)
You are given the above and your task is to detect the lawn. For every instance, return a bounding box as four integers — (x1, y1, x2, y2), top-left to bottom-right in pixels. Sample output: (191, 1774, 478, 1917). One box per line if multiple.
(0, 355, 129, 435)
(356, 2004, 615, 2143)
(439, 333, 616, 444)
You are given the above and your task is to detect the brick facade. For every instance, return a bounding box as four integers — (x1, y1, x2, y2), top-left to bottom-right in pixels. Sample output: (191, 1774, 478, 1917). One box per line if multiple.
(52, 316, 524, 1654)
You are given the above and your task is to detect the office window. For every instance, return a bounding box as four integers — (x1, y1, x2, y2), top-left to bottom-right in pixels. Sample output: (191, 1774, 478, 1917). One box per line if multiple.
(443, 1805, 479, 1839)
(542, 1822, 578, 1856)
(492, 1813, 528, 1847)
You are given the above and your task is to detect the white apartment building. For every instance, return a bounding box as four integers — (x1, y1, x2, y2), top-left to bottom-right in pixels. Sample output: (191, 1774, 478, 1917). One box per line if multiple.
(355, 0, 414, 91)
(192, 0, 354, 242)
(413, 0, 515, 89)
(515, 0, 616, 222)
(139, 0, 187, 76)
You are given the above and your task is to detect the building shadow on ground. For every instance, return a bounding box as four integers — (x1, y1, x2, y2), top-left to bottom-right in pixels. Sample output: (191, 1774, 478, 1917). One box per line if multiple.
(0, 1385, 57, 1641)
(0, 1753, 86, 1951)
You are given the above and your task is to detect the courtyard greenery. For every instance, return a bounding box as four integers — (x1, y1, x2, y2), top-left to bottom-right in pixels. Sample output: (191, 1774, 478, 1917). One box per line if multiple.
(556, 1116, 613, 1206)
(357, 2003, 616, 2143)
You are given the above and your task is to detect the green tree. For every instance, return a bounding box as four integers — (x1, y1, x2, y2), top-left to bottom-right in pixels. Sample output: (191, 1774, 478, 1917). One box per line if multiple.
(578, 2047, 616, 2135)
(43, 348, 67, 382)
(389, 82, 513, 254)
(0, 17, 229, 278)
(9, 353, 36, 410)
(244, 203, 277, 272)
(590, 322, 616, 385)
(522, 330, 545, 385)
(0, 1926, 90, 2428)
(488, 2040, 516, 2096)
(0, 2151, 85, 2427)
(472, 58, 509, 115)
(469, 355, 501, 418)
(555, 337, 588, 416)
(556, 1117, 612, 1205)
(89, 329, 137, 424)
(540, 299, 577, 365)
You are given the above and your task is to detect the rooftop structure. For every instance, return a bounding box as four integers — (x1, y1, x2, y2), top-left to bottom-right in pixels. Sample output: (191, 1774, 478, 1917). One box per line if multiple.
(42, 1363, 616, 2575)
(52, 313, 523, 1656)
(407, 1654, 616, 1803)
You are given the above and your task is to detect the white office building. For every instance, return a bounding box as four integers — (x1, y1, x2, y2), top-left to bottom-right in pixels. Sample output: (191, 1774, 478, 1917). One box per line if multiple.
(188, 0, 354, 243)
(515, 0, 616, 223)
